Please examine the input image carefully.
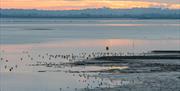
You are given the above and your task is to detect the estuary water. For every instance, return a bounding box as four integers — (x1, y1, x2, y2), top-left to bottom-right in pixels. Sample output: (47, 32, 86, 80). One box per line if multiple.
(0, 18, 180, 91)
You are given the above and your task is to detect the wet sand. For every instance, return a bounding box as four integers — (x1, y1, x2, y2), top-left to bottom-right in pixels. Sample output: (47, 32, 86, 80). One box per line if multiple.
(71, 51, 180, 91)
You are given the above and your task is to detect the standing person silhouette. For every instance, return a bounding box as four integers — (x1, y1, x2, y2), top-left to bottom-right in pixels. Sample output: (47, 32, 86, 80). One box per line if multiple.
(106, 46, 109, 51)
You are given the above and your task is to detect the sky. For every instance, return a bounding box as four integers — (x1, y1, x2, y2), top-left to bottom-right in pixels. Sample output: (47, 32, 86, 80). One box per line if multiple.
(1, 0, 180, 10)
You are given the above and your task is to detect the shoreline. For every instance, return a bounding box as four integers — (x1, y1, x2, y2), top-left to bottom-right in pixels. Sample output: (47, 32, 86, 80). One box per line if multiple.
(95, 55, 180, 60)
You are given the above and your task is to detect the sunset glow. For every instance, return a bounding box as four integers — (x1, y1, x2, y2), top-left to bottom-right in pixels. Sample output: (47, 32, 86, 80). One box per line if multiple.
(1, 0, 180, 10)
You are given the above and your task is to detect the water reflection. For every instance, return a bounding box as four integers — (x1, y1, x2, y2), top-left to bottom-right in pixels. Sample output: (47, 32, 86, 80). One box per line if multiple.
(1, 38, 180, 91)
(1, 39, 179, 53)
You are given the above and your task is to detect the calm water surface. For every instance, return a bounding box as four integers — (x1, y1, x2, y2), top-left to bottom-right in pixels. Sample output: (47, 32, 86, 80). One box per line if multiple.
(0, 18, 180, 91)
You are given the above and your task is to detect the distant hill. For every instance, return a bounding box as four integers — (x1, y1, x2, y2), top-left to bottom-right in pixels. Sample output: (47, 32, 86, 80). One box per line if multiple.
(0, 8, 180, 19)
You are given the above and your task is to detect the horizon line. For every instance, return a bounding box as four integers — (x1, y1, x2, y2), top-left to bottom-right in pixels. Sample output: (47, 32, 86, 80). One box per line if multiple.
(1, 7, 180, 11)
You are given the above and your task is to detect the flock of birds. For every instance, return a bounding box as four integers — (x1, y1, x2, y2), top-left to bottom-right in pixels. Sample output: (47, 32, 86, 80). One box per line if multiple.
(1, 46, 122, 71)
(0, 46, 132, 91)
(1, 46, 178, 91)
(0, 46, 150, 72)
(0, 46, 135, 91)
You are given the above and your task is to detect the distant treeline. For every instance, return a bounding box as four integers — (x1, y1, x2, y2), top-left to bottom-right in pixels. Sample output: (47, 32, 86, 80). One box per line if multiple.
(0, 8, 180, 19)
